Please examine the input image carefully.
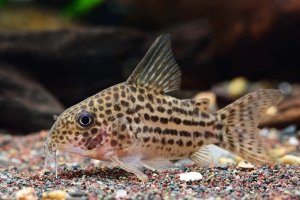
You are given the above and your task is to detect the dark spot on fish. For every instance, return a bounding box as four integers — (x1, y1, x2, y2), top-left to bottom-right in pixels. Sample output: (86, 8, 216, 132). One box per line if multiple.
(139, 88, 145, 94)
(121, 124, 126, 131)
(180, 131, 191, 137)
(193, 131, 202, 138)
(126, 117, 132, 123)
(111, 140, 118, 147)
(147, 94, 154, 102)
(134, 117, 140, 124)
(130, 96, 136, 103)
(161, 137, 166, 145)
(199, 121, 206, 127)
(154, 127, 162, 134)
(105, 109, 112, 115)
(143, 126, 149, 133)
(143, 137, 150, 143)
(91, 128, 98, 135)
(99, 106, 104, 111)
(186, 141, 192, 147)
(157, 106, 165, 113)
(116, 113, 123, 118)
(152, 137, 158, 143)
(151, 116, 159, 122)
(113, 87, 118, 91)
(160, 117, 168, 124)
(204, 131, 214, 139)
(121, 100, 129, 107)
(201, 112, 209, 118)
(105, 96, 111, 101)
(167, 109, 172, 115)
(112, 131, 118, 136)
(137, 95, 144, 102)
(130, 86, 137, 93)
(215, 124, 223, 130)
(207, 121, 215, 126)
(135, 104, 144, 112)
(121, 91, 126, 98)
(118, 134, 125, 140)
(59, 136, 64, 140)
(113, 93, 119, 101)
(172, 99, 178, 104)
(114, 104, 121, 111)
(221, 114, 226, 120)
(173, 117, 181, 125)
(170, 129, 178, 136)
(103, 120, 108, 126)
(176, 139, 184, 147)
(168, 139, 174, 145)
(108, 116, 116, 121)
(157, 98, 161, 103)
(144, 113, 150, 120)
(126, 108, 135, 115)
(146, 103, 154, 112)
(198, 140, 204, 146)
(81, 105, 87, 109)
(106, 103, 112, 107)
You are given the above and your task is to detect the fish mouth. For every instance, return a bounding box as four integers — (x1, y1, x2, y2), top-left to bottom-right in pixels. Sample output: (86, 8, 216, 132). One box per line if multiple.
(43, 142, 58, 178)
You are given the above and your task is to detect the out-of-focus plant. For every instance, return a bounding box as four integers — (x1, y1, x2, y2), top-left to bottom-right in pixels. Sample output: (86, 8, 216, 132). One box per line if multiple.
(0, 0, 7, 6)
(64, 0, 106, 18)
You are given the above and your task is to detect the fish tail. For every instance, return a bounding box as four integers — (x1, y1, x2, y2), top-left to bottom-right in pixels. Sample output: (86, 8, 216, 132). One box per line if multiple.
(216, 89, 282, 164)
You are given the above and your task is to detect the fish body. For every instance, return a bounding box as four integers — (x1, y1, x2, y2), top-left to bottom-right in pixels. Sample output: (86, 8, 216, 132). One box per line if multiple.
(43, 34, 282, 182)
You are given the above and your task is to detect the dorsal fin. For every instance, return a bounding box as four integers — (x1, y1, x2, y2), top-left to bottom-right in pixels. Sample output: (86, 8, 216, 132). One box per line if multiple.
(194, 98, 210, 112)
(126, 33, 181, 93)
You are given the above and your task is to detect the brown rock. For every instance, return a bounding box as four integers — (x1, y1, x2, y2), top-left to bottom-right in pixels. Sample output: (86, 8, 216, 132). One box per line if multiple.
(0, 63, 64, 133)
(259, 93, 300, 129)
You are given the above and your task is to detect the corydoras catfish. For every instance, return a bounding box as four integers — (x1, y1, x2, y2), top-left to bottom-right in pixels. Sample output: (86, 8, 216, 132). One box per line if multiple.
(42, 33, 282, 182)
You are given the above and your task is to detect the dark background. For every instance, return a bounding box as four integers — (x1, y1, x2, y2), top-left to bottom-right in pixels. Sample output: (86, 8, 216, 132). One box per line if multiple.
(1, 0, 300, 133)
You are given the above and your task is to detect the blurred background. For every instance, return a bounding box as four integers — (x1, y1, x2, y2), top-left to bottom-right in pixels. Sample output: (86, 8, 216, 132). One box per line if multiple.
(1, 0, 300, 136)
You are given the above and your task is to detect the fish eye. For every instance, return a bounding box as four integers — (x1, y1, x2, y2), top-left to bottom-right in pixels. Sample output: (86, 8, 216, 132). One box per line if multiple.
(76, 111, 94, 128)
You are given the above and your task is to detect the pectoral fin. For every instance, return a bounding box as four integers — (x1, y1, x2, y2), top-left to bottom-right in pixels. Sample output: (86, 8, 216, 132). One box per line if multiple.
(109, 155, 148, 182)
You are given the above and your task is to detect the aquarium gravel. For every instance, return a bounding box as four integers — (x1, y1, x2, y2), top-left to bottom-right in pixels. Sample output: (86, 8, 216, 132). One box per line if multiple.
(0, 131, 299, 200)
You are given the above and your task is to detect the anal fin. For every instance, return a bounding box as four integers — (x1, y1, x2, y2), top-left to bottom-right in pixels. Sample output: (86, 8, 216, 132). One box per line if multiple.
(189, 145, 216, 166)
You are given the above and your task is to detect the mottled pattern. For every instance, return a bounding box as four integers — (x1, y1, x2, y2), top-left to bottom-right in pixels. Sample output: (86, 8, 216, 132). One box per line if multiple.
(43, 33, 282, 182)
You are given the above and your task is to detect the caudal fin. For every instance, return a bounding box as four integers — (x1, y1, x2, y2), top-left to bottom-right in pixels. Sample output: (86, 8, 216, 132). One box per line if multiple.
(216, 89, 282, 164)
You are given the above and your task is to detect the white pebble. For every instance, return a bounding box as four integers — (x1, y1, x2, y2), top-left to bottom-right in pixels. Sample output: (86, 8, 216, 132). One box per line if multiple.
(115, 189, 127, 198)
(289, 137, 299, 146)
(179, 172, 202, 181)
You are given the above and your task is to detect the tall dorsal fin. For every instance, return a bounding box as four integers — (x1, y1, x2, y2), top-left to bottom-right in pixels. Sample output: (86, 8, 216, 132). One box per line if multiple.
(126, 33, 181, 94)
(194, 98, 210, 112)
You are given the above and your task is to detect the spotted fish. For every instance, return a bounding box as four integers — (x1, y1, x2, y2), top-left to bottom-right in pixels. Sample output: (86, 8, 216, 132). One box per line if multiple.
(42, 33, 282, 182)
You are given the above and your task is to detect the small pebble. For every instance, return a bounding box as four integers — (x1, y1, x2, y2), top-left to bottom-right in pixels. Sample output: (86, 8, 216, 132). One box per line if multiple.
(10, 158, 21, 164)
(179, 172, 202, 181)
(281, 155, 300, 165)
(288, 137, 299, 146)
(42, 190, 67, 200)
(115, 189, 127, 198)
(0, 155, 10, 167)
(219, 157, 235, 165)
(237, 160, 254, 169)
(15, 187, 37, 200)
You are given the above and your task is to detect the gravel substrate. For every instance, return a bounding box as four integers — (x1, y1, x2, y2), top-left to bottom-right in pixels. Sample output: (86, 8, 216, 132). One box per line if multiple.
(0, 131, 300, 200)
